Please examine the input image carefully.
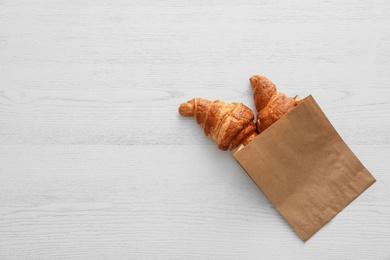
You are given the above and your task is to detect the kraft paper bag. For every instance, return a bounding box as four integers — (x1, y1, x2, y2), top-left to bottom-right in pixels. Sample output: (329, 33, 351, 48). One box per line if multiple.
(234, 95, 376, 241)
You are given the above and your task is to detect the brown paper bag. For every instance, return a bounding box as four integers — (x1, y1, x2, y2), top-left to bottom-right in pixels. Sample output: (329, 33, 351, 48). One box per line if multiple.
(234, 95, 376, 241)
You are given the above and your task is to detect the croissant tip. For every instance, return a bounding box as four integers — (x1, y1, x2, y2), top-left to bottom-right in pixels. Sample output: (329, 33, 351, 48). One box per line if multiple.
(250, 75, 265, 88)
(249, 76, 258, 88)
(179, 101, 195, 117)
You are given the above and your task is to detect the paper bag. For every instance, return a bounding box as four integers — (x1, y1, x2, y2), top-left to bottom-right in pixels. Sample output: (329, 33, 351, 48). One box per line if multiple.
(234, 95, 376, 241)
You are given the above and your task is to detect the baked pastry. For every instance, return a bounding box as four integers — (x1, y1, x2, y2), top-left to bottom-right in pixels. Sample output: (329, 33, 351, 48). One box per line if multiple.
(250, 75, 297, 132)
(179, 98, 258, 151)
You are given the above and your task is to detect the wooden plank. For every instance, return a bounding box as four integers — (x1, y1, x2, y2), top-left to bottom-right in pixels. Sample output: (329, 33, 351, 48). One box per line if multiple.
(0, 88, 389, 146)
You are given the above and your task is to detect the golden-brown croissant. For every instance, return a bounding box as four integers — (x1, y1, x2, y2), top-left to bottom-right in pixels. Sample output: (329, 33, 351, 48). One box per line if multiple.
(179, 98, 258, 151)
(250, 75, 297, 132)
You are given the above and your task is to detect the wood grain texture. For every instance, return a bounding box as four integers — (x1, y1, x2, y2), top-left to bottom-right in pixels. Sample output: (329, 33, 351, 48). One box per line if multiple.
(1, 0, 390, 259)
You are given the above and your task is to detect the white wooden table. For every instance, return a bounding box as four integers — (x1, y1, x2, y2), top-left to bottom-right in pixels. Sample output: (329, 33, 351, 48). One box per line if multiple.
(1, 1, 390, 259)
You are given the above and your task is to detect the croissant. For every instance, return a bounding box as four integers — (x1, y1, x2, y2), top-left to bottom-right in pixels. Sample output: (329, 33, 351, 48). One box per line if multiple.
(179, 98, 258, 151)
(250, 75, 297, 132)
